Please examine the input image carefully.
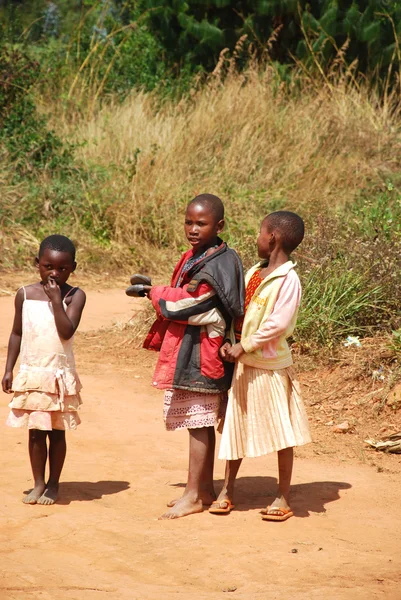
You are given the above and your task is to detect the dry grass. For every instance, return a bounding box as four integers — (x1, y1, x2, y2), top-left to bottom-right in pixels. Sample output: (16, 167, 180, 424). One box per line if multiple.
(3, 63, 401, 278)
(49, 65, 401, 260)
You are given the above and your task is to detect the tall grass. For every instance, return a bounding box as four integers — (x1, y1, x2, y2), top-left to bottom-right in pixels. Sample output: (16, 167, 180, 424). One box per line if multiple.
(296, 268, 384, 348)
(56, 67, 399, 253)
(2, 63, 401, 346)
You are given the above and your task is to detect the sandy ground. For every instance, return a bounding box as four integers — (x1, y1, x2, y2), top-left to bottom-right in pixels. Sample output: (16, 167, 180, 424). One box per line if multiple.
(0, 288, 400, 600)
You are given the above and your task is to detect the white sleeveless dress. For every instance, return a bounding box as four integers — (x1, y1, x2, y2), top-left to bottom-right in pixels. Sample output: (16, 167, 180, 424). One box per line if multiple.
(6, 287, 82, 430)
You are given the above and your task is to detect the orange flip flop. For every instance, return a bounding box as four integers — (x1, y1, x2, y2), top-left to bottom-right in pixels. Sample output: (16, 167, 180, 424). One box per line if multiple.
(208, 499, 235, 514)
(261, 506, 293, 522)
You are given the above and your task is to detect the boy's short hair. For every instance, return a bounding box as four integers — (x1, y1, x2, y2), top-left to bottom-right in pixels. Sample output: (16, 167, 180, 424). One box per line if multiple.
(187, 193, 224, 222)
(266, 211, 304, 253)
(39, 235, 76, 261)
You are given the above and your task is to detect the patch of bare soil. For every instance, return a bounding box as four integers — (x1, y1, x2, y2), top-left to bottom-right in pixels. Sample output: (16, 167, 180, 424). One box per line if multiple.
(0, 283, 400, 600)
(78, 309, 401, 472)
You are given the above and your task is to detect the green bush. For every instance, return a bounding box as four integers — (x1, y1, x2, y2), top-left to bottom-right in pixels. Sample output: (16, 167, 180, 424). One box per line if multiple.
(0, 45, 115, 253)
(296, 265, 384, 348)
(0, 46, 73, 175)
(293, 188, 401, 349)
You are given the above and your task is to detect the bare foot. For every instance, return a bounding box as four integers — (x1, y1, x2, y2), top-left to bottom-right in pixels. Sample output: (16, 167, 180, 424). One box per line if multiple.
(159, 496, 203, 520)
(167, 490, 216, 508)
(37, 484, 59, 505)
(22, 483, 46, 505)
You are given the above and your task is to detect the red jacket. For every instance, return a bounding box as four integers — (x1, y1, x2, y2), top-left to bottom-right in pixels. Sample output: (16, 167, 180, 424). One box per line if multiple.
(144, 242, 244, 393)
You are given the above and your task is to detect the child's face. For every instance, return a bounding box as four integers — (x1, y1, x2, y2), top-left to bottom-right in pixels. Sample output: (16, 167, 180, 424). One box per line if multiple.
(184, 203, 224, 253)
(36, 248, 76, 286)
(257, 218, 274, 259)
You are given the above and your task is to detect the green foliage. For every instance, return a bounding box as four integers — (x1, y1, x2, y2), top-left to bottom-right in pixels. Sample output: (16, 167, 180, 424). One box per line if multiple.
(391, 329, 401, 356)
(296, 266, 384, 348)
(293, 188, 401, 349)
(0, 46, 73, 174)
(347, 187, 401, 241)
(3, 1, 401, 102)
(0, 44, 114, 251)
(2, 2, 401, 355)
(143, 0, 401, 79)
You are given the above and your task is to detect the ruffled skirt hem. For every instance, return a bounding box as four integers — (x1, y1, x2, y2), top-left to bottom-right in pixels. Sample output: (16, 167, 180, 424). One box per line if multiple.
(6, 408, 81, 431)
(9, 391, 82, 412)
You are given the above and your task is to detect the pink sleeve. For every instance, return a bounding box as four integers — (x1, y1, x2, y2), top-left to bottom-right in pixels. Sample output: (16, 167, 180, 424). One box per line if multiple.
(241, 272, 301, 353)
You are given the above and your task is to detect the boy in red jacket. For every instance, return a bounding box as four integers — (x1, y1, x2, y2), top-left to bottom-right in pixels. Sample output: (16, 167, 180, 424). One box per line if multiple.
(144, 194, 244, 519)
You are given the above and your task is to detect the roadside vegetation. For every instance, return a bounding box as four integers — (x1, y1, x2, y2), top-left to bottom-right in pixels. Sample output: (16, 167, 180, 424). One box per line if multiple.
(1, 0, 401, 356)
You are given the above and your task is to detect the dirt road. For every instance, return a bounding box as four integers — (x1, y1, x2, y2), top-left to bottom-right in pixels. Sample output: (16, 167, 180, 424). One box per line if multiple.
(0, 289, 400, 600)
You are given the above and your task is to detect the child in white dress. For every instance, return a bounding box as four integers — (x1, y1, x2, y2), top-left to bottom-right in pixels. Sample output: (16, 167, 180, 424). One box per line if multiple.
(210, 211, 311, 521)
(2, 235, 86, 505)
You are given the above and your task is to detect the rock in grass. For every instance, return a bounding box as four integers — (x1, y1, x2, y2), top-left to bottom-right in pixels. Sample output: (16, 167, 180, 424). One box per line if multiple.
(332, 421, 351, 433)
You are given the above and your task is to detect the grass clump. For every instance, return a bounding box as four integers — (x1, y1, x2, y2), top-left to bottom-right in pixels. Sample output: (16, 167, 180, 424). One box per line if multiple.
(296, 268, 384, 350)
(293, 188, 401, 349)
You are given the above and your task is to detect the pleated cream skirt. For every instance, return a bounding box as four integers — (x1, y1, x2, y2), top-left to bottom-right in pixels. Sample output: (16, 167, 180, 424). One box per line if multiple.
(218, 362, 311, 460)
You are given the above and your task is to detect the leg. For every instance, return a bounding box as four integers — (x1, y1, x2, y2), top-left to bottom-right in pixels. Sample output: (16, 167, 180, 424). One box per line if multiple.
(167, 427, 217, 507)
(275, 446, 293, 507)
(262, 447, 294, 521)
(23, 429, 48, 504)
(209, 458, 242, 514)
(38, 429, 66, 505)
(160, 427, 212, 520)
(201, 427, 217, 502)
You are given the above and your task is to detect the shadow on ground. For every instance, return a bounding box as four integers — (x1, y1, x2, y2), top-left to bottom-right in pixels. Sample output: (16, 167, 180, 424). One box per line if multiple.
(170, 477, 352, 517)
(55, 480, 130, 504)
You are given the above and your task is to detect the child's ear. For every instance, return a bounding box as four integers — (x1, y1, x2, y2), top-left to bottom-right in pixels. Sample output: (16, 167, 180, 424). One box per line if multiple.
(271, 230, 282, 248)
(216, 218, 225, 234)
(35, 257, 40, 269)
(72, 261, 77, 273)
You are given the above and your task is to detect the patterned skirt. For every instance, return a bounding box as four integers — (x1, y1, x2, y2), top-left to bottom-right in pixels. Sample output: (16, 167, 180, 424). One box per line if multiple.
(163, 389, 224, 431)
(218, 362, 311, 460)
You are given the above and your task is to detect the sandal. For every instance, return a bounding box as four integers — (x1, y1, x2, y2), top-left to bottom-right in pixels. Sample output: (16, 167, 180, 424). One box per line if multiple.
(208, 499, 235, 514)
(261, 505, 293, 522)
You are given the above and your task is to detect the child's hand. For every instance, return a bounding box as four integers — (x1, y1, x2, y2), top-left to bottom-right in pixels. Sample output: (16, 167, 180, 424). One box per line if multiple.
(43, 277, 62, 304)
(227, 342, 245, 360)
(142, 285, 152, 298)
(2, 371, 13, 393)
(219, 341, 232, 360)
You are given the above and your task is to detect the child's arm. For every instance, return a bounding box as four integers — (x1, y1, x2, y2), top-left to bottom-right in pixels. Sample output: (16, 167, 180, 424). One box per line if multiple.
(149, 281, 223, 326)
(44, 280, 86, 340)
(2, 289, 24, 393)
(228, 274, 300, 359)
